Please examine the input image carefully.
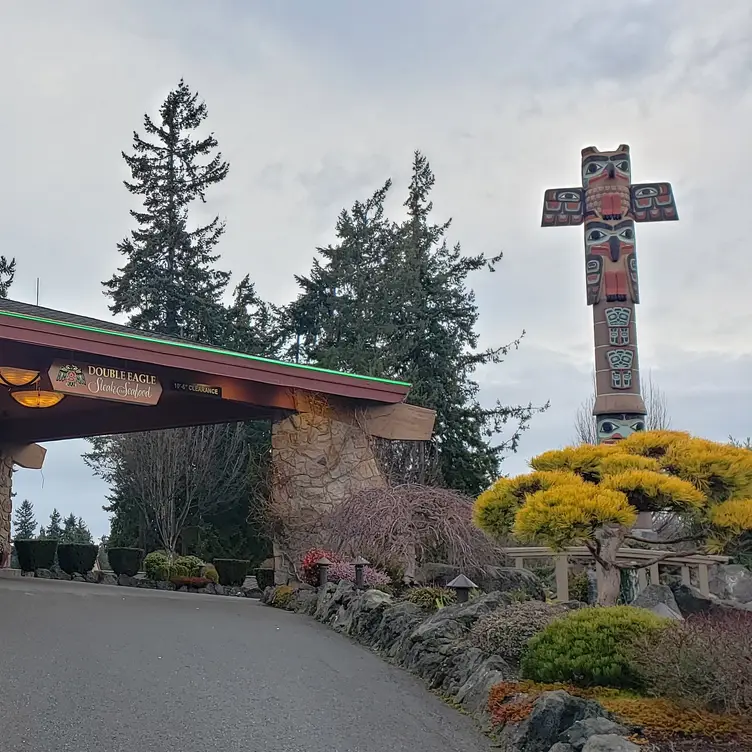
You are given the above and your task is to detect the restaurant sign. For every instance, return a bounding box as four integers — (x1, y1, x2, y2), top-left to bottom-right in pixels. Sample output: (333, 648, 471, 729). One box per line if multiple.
(48, 361, 162, 406)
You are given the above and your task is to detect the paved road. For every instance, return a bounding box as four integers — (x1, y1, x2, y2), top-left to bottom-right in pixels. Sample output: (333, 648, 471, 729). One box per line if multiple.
(0, 577, 491, 752)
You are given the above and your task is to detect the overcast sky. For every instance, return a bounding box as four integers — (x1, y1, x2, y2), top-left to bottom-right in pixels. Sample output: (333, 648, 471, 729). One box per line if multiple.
(4, 1, 752, 538)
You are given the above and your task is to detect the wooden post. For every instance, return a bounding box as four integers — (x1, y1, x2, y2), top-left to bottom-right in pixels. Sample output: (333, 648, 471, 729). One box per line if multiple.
(555, 554, 569, 602)
(649, 563, 660, 584)
(698, 563, 710, 595)
(681, 565, 691, 586)
(514, 557, 525, 570)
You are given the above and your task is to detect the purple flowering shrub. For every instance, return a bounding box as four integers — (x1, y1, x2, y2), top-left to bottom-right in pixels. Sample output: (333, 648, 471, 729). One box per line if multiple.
(326, 561, 391, 587)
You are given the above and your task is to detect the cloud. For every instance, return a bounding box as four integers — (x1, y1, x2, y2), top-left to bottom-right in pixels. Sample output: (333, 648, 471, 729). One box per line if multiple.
(3, 1, 751, 535)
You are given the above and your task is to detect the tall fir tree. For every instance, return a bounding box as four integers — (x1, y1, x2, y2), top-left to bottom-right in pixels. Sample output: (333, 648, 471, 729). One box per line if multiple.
(45, 508, 63, 540)
(12, 499, 36, 539)
(0, 255, 15, 297)
(103, 79, 231, 343)
(61, 513, 78, 543)
(286, 152, 545, 495)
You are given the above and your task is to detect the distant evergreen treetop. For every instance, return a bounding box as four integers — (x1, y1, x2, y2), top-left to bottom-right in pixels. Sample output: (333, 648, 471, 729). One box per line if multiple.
(0, 255, 16, 297)
(12, 499, 36, 539)
(103, 79, 232, 343)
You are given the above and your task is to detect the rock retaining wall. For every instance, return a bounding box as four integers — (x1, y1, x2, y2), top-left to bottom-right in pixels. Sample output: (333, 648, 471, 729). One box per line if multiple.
(0, 450, 12, 568)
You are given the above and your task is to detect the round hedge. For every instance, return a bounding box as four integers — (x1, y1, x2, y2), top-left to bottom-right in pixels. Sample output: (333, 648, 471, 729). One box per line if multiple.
(57, 543, 99, 575)
(14, 539, 57, 572)
(107, 547, 144, 577)
(521, 605, 670, 689)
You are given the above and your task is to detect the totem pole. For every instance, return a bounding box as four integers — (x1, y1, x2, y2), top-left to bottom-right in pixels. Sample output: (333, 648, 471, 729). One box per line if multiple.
(542, 145, 677, 444)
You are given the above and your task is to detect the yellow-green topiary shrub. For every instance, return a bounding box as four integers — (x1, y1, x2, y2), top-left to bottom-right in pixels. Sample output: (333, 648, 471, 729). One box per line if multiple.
(520, 606, 669, 689)
(270, 585, 295, 609)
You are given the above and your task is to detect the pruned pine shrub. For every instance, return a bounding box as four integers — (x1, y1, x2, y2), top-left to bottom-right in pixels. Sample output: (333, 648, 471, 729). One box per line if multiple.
(402, 586, 456, 611)
(256, 567, 274, 590)
(174, 555, 204, 577)
(202, 566, 219, 584)
(57, 543, 98, 575)
(270, 585, 295, 609)
(521, 606, 669, 689)
(631, 611, 752, 714)
(144, 551, 171, 581)
(470, 601, 570, 664)
(14, 539, 57, 572)
(107, 547, 144, 577)
(213, 558, 249, 587)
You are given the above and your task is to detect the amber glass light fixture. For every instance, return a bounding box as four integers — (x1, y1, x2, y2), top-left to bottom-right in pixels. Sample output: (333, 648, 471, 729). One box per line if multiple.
(10, 389, 65, 408)
(0, 367, 40, 387)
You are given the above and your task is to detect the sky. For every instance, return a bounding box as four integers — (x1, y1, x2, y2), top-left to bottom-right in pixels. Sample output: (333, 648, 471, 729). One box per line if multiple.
(3, 0, 752, 538)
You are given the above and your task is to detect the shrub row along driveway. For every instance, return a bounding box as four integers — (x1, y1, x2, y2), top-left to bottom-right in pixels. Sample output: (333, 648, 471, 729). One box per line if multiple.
(0, 577, 492, 752)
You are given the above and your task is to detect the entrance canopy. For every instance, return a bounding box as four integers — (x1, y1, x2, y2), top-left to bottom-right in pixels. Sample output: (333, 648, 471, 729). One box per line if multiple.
(0, 299, 433, 447)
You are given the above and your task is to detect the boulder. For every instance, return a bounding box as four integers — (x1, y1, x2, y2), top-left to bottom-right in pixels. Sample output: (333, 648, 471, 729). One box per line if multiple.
(549, 745, 575, 752)
(582, 735, 639, 752)
(84, 571, 102, 584)
(137, 579, 156, 589)
(101, 573, 117, 586)
(560, 717, 630, 750)
(496, 691, 607, 752)
(292, 590, 319, 615)
(670, 583, 715, 616)
(241, 585, 262, 599)
(630, 584, 683, 620)
(117, 574, 139, 588)
(416, 562, 460, 586)
(34, 568, 53, 579)
(451, 654, 511, 714)
(72, 573, 86, 582)
(479, 567, 545, 600)
(709, 564, 752, 604)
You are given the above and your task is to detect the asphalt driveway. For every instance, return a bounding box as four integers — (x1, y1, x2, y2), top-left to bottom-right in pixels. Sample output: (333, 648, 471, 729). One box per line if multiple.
(0, 576, 492, 752)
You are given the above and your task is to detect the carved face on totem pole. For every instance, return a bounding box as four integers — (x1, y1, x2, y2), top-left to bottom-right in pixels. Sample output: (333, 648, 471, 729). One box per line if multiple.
(597, 414, 646, 444)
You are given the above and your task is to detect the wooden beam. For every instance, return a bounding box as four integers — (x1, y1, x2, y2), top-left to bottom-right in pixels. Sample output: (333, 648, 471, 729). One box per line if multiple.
(1, 443, 46, 470)
(359, 403, 436, 441)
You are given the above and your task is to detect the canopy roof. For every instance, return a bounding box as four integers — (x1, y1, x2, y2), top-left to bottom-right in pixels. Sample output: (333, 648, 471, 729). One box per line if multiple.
(0, 299, 415, 444)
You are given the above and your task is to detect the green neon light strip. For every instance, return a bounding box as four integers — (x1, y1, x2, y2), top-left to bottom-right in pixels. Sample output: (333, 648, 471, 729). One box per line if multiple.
(0, 309, 412, 388)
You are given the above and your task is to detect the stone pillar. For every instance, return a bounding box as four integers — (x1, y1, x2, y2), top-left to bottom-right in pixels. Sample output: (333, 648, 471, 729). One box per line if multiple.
(270, 408, 386, 584)
(0, 449, 12, 568)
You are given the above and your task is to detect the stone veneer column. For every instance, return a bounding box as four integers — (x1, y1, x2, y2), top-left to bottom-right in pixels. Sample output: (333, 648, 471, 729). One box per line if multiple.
(270, 409, 386, 584)
(0, 449, 12, 568)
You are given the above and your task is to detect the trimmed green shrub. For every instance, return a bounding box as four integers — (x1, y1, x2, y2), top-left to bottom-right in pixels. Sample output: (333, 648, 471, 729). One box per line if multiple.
(144, 551, 171, 581)
(569, 570, 591, 603)
(174, 555, 204, 577)
(213, 558, 249, 587)
(203, 565, 219, 583)
(14, 538, 58, 572)
(107, 547, 144, 577)
(521, 605, 670, 689)
(256, 567, 274, 589)
(470, 601, 570, 664)
(57, 543, 98, 575)
(402, 586, 456, 611)
(270, 585, 294, 609)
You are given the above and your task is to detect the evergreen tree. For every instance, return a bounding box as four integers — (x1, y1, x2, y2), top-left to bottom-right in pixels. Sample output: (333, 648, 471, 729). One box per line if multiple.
(61, 513, 78, 543)
(286, 152, 545, 495)
(45, 508, 63, 539)
(103, 79, 231, 343)
(0, 255, 15, 297)
(75, 517, 94, 544)
(12, 499, 36, 539)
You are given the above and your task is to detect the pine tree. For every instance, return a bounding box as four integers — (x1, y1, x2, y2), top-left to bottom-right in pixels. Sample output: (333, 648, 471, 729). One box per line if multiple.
(61, 513, 78, 543)
(75, 517, 93, 545)
(0, 255, 15, 297)
(12, 499, 36, 539)
(45, 509, 63, 539)
(103, 79, 231, 343)
(286, 152, 546, 495)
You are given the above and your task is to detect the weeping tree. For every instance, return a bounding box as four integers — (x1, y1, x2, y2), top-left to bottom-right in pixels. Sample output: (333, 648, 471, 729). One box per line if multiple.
(474, 431, 752, 605)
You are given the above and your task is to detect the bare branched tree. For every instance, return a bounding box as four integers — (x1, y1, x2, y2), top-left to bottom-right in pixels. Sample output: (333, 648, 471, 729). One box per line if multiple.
(315, 484, 507, 582)
(87, 424, 250, 555)
(573, 370, 670, 445)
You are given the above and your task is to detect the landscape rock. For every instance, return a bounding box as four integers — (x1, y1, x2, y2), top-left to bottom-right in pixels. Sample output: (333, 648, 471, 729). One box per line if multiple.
(549, 745, 575, 752)
(451, 654, 510, 714)
(709, 564, 752, 604)
(118, 574, 139, 588)
(670, 583, 715, 616)
(582, 735, 639, 752)
(292, 590, 318, 615)
(155, 580, 175, 591)
(478, 567, 545, 600)
(137, 579, 156, 589)
(101, 573, 117, 586)
(560, 717, 630, 750)
(72, 573, 86, 582)
(55, 571, 72, 581)
(241, 586, 262, 599)
(630, 584, 683, 620)
(496, 691, 607, 752)
(34, 568, 52, 579)
(85, 571, 102, 584)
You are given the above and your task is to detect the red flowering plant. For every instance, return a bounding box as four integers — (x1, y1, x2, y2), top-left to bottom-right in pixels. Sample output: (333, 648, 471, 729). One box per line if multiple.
(300, 548, 343, 585)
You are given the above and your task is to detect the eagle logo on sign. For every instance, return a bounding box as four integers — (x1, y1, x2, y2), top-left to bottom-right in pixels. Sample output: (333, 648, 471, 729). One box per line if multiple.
(56, 364, 86, 387)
